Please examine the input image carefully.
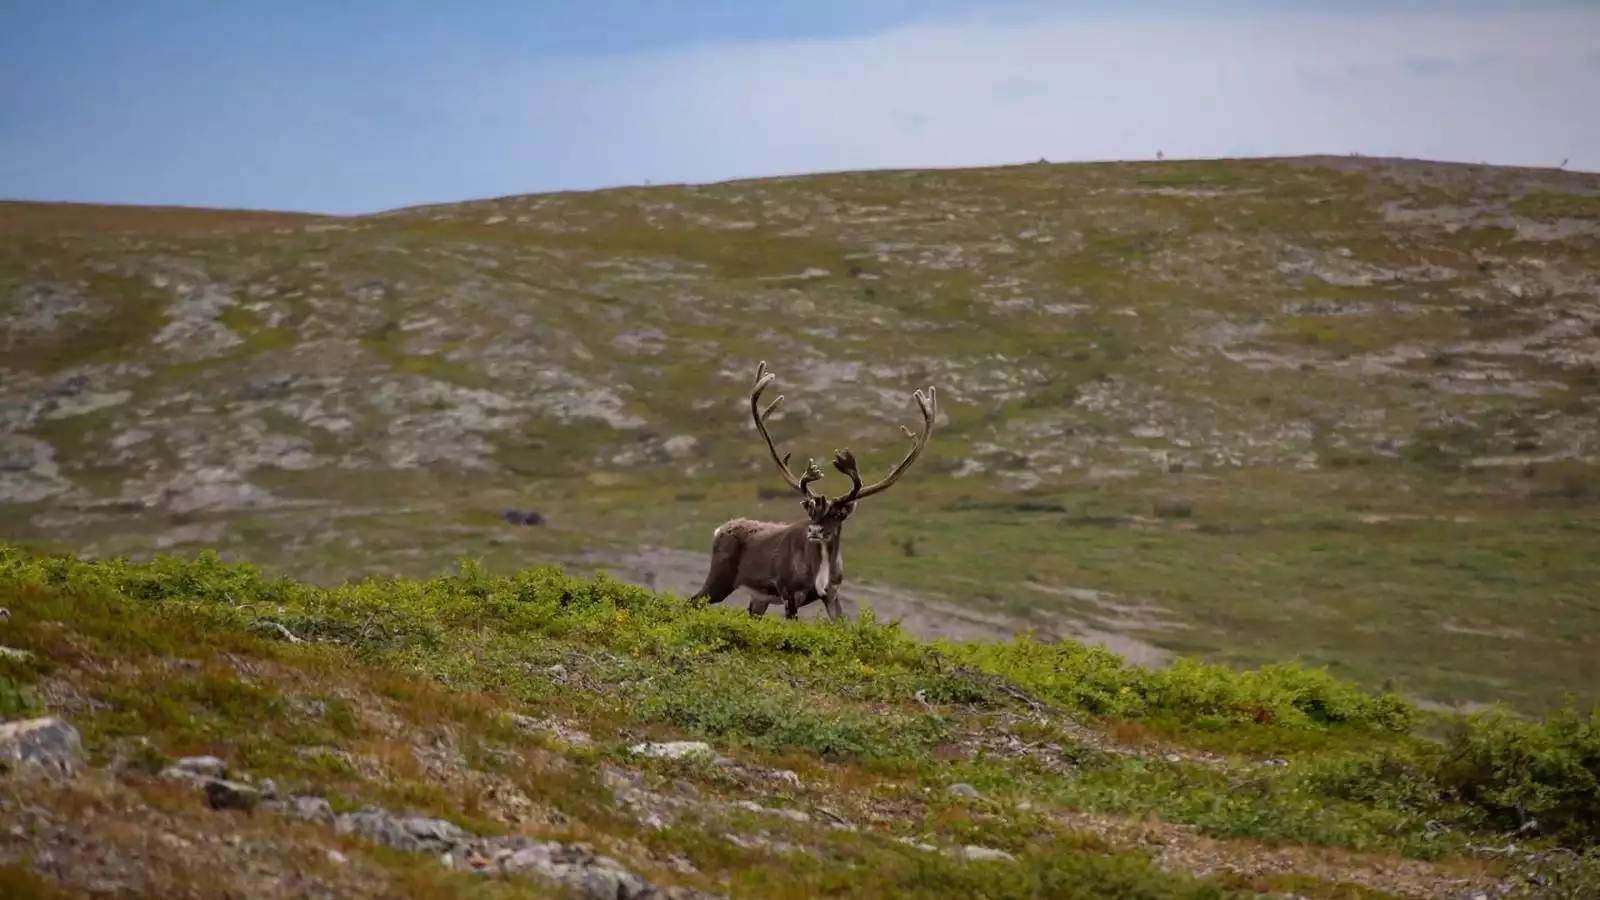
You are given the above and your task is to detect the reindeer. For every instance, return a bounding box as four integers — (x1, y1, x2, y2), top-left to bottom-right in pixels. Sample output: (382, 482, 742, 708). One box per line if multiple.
(689, 361, 938, 622)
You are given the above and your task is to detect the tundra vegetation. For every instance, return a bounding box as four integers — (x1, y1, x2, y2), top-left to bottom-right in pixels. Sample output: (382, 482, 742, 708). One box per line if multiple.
(1, 154, 1599, 896)
(1, 545, 1599, 898)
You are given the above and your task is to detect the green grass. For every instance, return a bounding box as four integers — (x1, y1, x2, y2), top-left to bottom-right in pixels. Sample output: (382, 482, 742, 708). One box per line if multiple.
(9, 542, 1600, 896)
(536, 467, 1600, 716)
(1509, 192, 1600, 222)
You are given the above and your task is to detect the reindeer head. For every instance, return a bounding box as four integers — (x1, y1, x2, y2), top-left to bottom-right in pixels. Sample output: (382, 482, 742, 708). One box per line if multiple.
(746, 361, 938, 543)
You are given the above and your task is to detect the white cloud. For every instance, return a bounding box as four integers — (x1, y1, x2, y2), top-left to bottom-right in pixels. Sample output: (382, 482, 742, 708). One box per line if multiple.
(495, 7, 1600, 190)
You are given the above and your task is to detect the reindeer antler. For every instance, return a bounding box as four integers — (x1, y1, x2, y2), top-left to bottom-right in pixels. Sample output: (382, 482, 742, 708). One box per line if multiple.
(749, 361, 825, 501)
(829, 384, 938, 507)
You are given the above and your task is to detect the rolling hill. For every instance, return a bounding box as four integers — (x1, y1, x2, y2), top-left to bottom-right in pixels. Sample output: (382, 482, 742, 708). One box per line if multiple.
(3, 154, 1598, 718)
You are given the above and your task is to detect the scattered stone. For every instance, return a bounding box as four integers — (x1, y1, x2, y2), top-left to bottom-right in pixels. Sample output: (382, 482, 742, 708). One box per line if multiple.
(0, 717, 83, 777)
(504, 712, 592, 748)
(731, 800, 811, 823)
(269, 798, 726, 898)
(335, 807, 469, 853)
(147, 466, 277, 515)
(0, 435, 72, 504)
(629, 741, 715, 761)
(705, 755, 804, 787)
(155, 521, 229, 550)
(953, 844, 1018, 863)
(661, 435, 700, 460)
(600, 765, 685, 831)
(7, 282, 89, 337)
(283, 795, 336, 824)
(163, 755, 229, 780)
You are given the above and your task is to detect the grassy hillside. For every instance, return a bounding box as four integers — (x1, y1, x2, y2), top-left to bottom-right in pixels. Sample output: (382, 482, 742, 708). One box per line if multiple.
(2, 155, 1599, 720)
(2, 545, 1598, 898)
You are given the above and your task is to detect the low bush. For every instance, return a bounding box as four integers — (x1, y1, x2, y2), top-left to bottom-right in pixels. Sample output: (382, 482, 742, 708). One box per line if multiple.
(3, 543, 1597, 854)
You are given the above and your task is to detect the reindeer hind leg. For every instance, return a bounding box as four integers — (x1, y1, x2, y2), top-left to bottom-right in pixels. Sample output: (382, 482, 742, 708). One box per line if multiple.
(690, 533, 741, 607)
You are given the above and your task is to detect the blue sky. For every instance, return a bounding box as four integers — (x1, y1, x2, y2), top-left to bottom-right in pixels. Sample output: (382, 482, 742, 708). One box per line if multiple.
(2, 0, 1597, 214)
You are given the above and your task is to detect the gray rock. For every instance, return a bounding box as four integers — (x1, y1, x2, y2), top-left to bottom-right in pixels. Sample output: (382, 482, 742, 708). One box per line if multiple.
(147, 466, 277, 515)
(504, 712, 593, 748)
(662, 435, 700, 460)
(731, 800, 810, 823)
(168, 755, 229, 778)
(283, 795, 335, 824)
(302, 800, 723, 898)
(155, 521, 230, 550)
(39, 389, 130, 421)
(0, 435, 73, 504)
(947, 783, 981, 799)
(486, 838, 681, 899)
(7, 282, 90, 336)
(572, 865, 649, 900)
(954, 844, 1017, 863)
(629, 740, 714, 761)
(334, 808, 469, 853)
(0, 717, 83, 777)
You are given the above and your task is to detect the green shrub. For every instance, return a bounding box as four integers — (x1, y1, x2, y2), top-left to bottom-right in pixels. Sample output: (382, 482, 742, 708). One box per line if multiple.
(0, 543, 1426, 741)
(6, 541, 1599, 855)
(0, 675, 42, 720)
(628, 664, 954, 763)
(1430, 704, 1600, 847)
(1509, 847, 1600, 900)
(936, 636, 1416, 732)
(1296, 703, 1600, 850)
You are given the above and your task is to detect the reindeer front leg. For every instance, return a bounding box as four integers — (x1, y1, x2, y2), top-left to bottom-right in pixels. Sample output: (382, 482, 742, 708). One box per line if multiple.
(821, 587, 845, 622)
(822, 545, 847, 622)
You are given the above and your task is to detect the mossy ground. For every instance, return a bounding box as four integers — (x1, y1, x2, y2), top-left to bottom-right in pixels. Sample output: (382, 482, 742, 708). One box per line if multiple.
(3, 544, 1598, 898)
